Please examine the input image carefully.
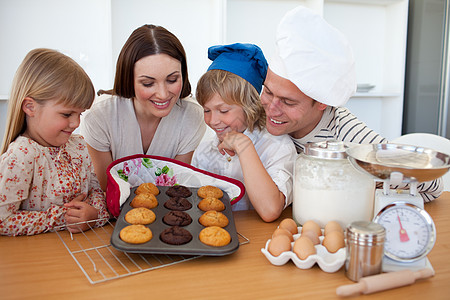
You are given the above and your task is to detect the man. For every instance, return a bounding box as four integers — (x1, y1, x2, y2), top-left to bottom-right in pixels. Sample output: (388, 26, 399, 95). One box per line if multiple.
(261, 6, 442, 202)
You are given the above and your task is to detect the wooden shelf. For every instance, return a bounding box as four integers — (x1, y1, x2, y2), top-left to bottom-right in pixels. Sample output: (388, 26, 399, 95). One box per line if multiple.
(353, 92, 402, 98)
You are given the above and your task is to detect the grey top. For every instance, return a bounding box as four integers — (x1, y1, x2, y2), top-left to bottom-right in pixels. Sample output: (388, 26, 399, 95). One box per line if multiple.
(80, 95, 206, 160)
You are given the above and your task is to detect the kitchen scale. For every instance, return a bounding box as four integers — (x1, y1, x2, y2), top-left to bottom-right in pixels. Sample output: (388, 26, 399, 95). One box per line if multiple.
(346, 143, 450, 272)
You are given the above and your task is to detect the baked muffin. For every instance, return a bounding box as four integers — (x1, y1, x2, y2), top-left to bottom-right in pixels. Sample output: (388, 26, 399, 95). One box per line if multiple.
(164, 197, 192, 211)
(135, 182, 160, 196)
(160, 226, 193, 245)
(125, 207, 156, 225)
(165, 185, 192, 198)
(163, 211, 192, 226)
(199, 210, 229, 228)
(199, 226, 231, 247)
(197, 185, 223, 199)
(198, 197, 225, 212)
(130, 193, 158, 209)
(120, 225, 152, 244)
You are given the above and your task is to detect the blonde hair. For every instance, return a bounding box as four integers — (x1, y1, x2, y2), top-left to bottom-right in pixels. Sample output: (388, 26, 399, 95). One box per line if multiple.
(1, 48, 95, 154)
(196, 69, 265, 132)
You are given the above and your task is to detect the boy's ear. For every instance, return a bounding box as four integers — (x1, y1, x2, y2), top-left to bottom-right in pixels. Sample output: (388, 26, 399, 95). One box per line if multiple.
(22, 97, 36, 117)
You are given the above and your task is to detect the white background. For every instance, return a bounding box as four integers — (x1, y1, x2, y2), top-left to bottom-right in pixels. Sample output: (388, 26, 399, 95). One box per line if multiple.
(0, 0, 408, 141)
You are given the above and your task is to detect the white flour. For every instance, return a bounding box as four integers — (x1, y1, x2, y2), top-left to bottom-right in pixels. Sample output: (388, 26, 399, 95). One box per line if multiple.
(293, 155, 375, 228)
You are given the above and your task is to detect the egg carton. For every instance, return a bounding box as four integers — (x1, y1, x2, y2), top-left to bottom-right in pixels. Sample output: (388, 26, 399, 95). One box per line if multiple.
(260, 229, 346, 273)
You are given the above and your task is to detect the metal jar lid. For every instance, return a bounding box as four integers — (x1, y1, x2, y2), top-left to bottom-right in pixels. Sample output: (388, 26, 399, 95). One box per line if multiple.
(304, 140, 348, 160)
(346, 221, 386, 246)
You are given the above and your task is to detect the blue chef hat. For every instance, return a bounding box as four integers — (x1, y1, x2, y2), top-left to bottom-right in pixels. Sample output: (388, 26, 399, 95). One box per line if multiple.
(207, 43, 268, 94)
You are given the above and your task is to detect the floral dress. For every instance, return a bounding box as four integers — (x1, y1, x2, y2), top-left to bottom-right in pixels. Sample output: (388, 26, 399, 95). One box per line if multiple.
(0, 135, 109, 236)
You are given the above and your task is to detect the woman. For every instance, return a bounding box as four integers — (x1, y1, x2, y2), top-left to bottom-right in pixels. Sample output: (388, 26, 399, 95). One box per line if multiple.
(80, 25, 206, 191)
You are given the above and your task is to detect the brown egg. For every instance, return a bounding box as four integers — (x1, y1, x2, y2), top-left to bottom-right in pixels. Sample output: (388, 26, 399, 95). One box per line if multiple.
(324, 221, 344, 236)
(322, 230, 345, 253)
(279, 218, 298, 235)
(272, 227, 294, 242)
(268, 235, 292, 256)
(293, 236, 316, 260)
(300, 229, 320, 245)
(301, 220, 322, 236)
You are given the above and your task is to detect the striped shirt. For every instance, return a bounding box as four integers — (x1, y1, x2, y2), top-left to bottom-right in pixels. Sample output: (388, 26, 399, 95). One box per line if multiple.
(291, 106, 443, 202)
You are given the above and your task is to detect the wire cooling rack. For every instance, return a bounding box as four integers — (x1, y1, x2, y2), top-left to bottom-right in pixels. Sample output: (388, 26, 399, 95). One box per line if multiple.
(54, 219, 249, 284)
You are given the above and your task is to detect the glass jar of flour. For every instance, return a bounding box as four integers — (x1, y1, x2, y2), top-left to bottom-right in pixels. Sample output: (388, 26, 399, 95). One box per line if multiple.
(293, 141, 375, 229)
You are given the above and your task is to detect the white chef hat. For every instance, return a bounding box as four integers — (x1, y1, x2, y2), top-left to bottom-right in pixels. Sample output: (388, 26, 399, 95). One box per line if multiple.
(269, 6, 356, 107)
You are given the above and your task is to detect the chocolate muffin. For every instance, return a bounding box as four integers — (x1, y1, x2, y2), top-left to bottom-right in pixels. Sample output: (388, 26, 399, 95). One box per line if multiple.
(160, 226, 193, 245)
(165, 185, 192, 198)
(163, 211, 192, 226)
(164, 197, 192, 211)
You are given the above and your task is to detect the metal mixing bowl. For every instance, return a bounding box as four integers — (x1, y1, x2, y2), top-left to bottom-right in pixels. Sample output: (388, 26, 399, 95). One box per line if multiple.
(346, 143, 450, 183)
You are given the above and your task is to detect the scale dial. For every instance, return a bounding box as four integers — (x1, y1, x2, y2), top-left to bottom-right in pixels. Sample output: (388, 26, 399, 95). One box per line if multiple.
(373, 202, 436, 262)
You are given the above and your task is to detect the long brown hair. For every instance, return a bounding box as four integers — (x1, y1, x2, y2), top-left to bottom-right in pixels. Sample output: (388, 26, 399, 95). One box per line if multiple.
(101, 24, 191, 99)
(1, 48, 95, 154)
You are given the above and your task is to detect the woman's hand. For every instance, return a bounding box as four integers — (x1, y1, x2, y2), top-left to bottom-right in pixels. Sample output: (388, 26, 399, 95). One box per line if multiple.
(64, 193, 99, 233)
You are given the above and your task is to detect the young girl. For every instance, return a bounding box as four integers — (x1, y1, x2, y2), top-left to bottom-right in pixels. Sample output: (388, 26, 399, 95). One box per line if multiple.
(192, 43, 297, 222)
(0, 48, 110, 236)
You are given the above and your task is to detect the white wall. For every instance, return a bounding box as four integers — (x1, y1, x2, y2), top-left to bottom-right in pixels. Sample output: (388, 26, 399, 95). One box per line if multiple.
(110, 0, 223, 95)
(0, 0, 113, 96)
(0, 0, 408, 142)
(0, 0, 226, 98)
(226, 0, 302, 60)
(0, 0, 225, 142)
(0, 0, 112, 141)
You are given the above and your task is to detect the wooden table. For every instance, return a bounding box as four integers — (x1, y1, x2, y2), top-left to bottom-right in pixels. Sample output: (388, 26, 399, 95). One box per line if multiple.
(1, 192, 449, 299)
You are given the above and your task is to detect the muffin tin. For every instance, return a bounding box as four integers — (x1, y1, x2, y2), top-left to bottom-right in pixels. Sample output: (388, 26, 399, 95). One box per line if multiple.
(260, 227, 346, 273)
(111, 185, 239, 256)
